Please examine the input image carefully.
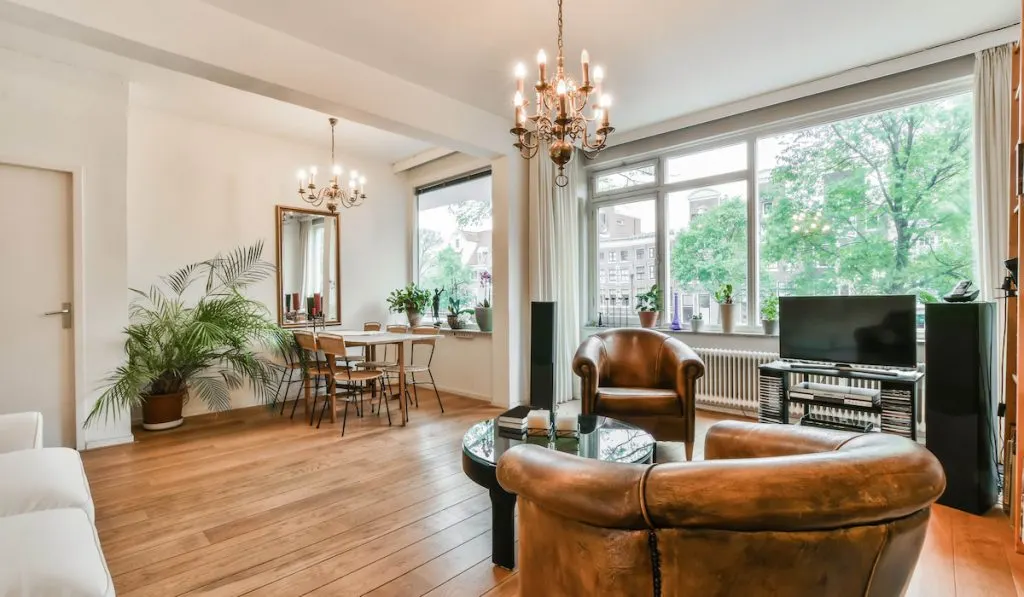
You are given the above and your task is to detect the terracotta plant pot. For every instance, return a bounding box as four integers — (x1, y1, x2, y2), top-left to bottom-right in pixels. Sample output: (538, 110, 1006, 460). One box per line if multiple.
(638, 311, 659, 329)
(142, 391, 186, 431)
(475, 307, 493, 332)
(406, 309, 422, 327)
(720, 303, 736, 333)
(763, 319, 778, 335)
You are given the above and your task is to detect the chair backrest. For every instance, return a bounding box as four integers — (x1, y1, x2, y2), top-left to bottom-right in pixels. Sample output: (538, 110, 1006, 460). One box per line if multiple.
(386, 324, 409, 333)
(410, 326, 439, 365)
(293, 330, 318, 352)
(316, 334, 348, 373)
(496, 421, 946, 597)
(363, 322, 382, 332)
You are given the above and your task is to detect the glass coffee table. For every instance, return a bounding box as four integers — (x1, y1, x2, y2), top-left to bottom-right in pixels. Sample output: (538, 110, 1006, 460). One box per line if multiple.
(461, 414, 655, 569)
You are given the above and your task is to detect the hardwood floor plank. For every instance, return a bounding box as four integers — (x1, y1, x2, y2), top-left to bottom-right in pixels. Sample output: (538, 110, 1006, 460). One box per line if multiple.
(420, 556, 514, 597)
(364, 532, 493, 597)
(81, 395, 1024, 597)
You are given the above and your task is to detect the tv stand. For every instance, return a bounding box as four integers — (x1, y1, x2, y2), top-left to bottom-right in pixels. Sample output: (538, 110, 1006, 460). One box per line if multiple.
(759, 361, 922, 440)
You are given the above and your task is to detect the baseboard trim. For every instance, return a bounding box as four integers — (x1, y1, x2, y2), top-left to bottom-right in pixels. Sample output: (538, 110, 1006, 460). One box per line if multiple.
(433, 386, 492, 403)
(85, 434, 135, 450)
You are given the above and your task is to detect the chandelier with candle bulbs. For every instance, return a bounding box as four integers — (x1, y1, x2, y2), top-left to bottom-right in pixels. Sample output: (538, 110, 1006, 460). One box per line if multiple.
(295, 117, 366, 213)
(511, 0, 613, 187)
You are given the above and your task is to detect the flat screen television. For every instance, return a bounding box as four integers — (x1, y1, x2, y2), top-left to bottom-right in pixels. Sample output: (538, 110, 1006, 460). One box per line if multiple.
(779, 295, 917, 368)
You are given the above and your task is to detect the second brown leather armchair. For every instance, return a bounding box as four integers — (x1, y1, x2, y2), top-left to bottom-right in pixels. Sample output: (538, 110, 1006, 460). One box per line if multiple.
(497, 421, 946, 597)
(573, 329, 705, 459)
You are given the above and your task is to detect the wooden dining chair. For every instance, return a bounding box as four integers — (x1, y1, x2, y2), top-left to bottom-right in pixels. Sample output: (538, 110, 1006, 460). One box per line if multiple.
(272, 332, 312, 415)
(291, 331, 331, 424)
(316, 333, 387, 435)
(383, 326, 443, 414)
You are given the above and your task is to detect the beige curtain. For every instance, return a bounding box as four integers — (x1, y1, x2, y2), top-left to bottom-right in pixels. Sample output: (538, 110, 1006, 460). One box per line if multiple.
(529, 152, 583, 405)
(973, 44, 1012, 406)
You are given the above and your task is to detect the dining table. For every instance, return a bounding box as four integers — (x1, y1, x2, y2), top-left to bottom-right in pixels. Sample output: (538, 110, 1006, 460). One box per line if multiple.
(314, 329, 441, 426)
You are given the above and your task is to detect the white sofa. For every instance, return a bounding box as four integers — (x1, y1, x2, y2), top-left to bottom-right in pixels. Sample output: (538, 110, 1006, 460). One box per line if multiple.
(0, 412, 115, 596)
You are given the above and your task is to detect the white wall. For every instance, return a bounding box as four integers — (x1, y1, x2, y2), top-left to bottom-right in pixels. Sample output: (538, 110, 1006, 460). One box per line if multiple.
(128, 105, 408, 415)
(0, 47, 131, 449)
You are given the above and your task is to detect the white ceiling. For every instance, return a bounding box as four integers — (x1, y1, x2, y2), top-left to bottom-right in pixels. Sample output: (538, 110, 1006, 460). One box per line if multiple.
(203, 0, 1018, 133)
(0, 19, 434, 163)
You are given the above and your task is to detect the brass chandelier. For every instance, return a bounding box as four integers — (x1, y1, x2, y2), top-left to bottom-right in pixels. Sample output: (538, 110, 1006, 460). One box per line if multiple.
(296, 117, 366, 213)
(511, 0, 614, 187)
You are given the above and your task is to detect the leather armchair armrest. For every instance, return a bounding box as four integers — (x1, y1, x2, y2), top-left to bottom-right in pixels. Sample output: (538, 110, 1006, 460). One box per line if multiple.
(573, 336, 605, 414)
(704, 420, 854, 460)
(497, 444, 648, 530)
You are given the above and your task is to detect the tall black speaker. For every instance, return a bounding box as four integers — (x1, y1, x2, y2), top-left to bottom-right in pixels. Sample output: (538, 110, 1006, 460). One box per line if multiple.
(530, 302, 556, 410)
(924, 301, 998, 515)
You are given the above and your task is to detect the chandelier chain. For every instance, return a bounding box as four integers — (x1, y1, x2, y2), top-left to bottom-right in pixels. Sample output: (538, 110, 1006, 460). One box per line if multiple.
(556, 0, 563, 56)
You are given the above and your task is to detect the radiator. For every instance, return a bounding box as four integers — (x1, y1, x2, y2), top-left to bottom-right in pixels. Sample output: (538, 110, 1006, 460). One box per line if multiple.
(693, 348, 777, 418)
(692, 347, 926, 435)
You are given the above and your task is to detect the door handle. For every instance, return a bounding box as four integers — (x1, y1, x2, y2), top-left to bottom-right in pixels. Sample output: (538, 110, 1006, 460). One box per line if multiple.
(43, 302, 73, 329)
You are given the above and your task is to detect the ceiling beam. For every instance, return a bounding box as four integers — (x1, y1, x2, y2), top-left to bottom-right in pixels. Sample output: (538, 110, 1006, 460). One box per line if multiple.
(391, 148, 458, 174)
(0, 0, 512, 158)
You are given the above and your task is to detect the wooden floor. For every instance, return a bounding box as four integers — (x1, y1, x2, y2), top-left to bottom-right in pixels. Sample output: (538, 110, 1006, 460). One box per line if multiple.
(81, 394, 1024, 596)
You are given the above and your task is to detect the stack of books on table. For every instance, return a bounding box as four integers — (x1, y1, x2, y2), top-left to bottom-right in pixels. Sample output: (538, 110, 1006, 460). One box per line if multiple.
(497, 405, 532, 437)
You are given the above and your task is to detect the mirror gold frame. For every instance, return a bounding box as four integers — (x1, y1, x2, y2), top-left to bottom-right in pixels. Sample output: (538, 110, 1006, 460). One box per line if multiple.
(275, 205, 342, 327)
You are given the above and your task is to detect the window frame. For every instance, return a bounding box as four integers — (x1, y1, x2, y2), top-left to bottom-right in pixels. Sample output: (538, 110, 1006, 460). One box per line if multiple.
(585, 77, 972, 332)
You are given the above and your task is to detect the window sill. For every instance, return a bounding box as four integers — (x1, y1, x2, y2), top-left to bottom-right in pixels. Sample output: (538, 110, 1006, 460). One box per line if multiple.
(583, 325, 772, 337)
(439, 327, 492, 336)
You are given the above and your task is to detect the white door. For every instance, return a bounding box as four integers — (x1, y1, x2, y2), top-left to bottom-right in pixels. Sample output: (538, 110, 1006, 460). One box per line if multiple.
(0, 164, 74, 447)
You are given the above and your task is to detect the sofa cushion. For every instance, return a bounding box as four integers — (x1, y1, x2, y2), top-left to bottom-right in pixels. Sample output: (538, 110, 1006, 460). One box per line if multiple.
(0, 448, 94, 521)
(596, 387, 682, 416)
(0, 508, 114, 597)
(0, 412, 43, 453)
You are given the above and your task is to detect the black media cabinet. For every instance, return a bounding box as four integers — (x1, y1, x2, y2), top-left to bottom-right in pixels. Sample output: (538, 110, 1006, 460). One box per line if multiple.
(758, 361, 922, 441)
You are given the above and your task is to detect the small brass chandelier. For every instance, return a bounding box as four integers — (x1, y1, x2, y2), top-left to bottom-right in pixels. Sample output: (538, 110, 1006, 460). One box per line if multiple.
(511, 0, 614, 187)
(296, 117, 366, 213)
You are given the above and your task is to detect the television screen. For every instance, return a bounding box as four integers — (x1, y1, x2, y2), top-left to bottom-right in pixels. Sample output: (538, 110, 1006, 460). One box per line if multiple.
(779, 295, 917, 368)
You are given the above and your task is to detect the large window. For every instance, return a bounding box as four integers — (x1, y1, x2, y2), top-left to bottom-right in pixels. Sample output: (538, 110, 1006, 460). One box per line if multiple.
(417, 172, 492, 309)
(589, 91, 974, 331)
(595, 199, 655, 324)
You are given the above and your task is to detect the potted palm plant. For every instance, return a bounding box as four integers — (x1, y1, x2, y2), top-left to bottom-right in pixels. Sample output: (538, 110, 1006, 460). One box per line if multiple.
(84, 242, 289, 431)
(635, 284, 662, 328)
(761, 295, 779, 335)
(715, 283, 736, 333)
(386, 283, 431, 326)
(475, 271, 493, 332)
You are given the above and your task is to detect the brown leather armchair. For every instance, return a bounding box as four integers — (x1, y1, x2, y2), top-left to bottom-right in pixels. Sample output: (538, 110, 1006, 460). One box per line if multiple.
(497, 421, 946, 597)
(573, 329, 705, 459)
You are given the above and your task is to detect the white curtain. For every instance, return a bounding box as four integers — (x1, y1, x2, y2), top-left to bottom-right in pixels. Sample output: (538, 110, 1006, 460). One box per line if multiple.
(320, 221, 333, 319)
(298, 219, 312, 304)
(529, 152, 583, 405)
(973, 44, 1012, 405)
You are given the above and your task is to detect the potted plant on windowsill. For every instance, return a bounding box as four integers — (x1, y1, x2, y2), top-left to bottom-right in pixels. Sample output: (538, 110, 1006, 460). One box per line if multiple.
(475, 271, 493, 332)
(715, 283, 736, 333)
(690, 313, 704, 333)
(761, 295, 779, 335)
(446, 286, 474, 330)
(84, 242, 289, 431)
(387, 283, 431, 326)
(636, 284, 662, 329)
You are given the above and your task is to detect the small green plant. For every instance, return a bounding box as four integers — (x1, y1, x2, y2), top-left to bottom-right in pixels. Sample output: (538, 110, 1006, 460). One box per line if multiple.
(691, 313, 703, 320)
(714, 283, 734, 304)
(761, 296, 779, 320)
(635, 284, 663, 312)
(386, 283, 431, 314)
(446, 280, 475, 317)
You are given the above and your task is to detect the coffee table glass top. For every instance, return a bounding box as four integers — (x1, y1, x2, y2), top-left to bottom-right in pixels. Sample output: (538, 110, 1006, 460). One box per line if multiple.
(462, 415, 655, 467)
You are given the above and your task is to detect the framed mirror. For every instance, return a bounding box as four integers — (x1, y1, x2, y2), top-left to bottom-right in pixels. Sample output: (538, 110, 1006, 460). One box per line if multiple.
(275, 205, 341, 327)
